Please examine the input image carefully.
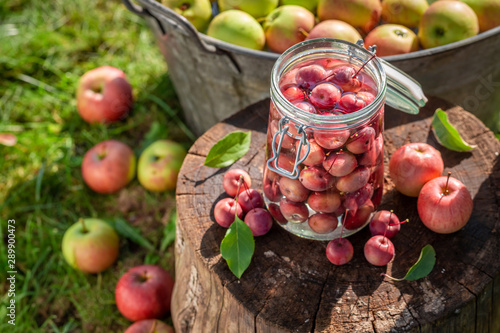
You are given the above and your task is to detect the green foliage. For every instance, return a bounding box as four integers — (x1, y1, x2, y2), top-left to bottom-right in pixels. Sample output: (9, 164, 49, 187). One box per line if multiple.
(204, 131, 252, 168)
(432, 109, 476, 151)
(0, 0, 188, 331)
(220, 216, 255, 279)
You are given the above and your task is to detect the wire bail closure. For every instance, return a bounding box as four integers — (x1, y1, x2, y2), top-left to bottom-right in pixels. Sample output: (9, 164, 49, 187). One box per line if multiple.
(266, 117, 310, 179)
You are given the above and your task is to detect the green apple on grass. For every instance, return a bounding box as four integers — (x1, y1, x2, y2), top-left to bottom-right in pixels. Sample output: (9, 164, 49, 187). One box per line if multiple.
(162, 0, 213, 31)
(418, 0, 479, 49)
(138, 140, 187, 192)
(62, 218, 119, 274)
(218, 0, 279, 18)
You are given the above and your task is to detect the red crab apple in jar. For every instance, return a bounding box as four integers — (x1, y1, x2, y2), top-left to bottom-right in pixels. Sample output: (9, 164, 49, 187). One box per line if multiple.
(124, 319, 174, 333)
(76, 66, 133, 123)
(417, 172, 473, 234)
(115, 265, 175, 322)
(137, 140, 187, 192)
(62, 218, 119, 274)
(389, 142, 444, 197)
(81, 140, 136, 194)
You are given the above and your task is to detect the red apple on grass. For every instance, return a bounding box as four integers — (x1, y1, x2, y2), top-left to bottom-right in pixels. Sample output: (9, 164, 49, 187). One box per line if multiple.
(456, 0, 500, 32)
(389, 142, 444, 197)
(317, 0, 382, 33)
(116, 265, 175, 322)
(418, 1, 479, 49)
(263, 5, 316, 53)
(163, 0, 213, 31)
(218, 0, 279, 18)
(76, 66, 133, 123)
(381, 0, 429, 27)
(82, 140, 136, 194)
(137, 140, 187, 192)
(62, 218, 119, 273)
(364, 24, 419, 56)
(207, 10, 266, 50)
(417, 172, 473, 234)
(124, 319, 174, 333)
(305, 20, 362, 44)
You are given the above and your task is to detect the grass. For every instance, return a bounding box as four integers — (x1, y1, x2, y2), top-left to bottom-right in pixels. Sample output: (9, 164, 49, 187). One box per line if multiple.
(0, 0, 192, 331)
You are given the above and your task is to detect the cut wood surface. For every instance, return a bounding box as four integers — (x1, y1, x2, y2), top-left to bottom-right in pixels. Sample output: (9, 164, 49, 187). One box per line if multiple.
(172, 97, 500, 333)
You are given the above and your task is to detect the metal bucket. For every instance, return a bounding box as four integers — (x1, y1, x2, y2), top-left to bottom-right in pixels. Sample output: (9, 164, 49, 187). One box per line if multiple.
(123, 0, 500, 135)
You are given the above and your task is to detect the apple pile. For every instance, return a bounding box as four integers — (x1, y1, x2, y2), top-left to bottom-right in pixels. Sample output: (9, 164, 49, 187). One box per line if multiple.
(161, 0, 499, 56)
(214, 168, 274, 236)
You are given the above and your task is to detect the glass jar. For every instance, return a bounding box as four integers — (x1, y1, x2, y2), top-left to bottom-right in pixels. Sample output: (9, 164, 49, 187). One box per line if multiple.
(263, 39, 426, 241)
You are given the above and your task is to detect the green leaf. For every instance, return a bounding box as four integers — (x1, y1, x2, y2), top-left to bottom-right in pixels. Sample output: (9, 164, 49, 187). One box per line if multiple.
(111, 217, 155, 251)
(160, 209, 177, 252)
(432, 109, 476, 151)
(204, 131, 251, 168)
(220, 216, 255, 279)
(384, 245, 436, 281)
(137, 121, 168, 155)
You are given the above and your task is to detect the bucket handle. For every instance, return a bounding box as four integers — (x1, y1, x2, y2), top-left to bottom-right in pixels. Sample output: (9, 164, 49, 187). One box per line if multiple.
(121, 0, 221, 55)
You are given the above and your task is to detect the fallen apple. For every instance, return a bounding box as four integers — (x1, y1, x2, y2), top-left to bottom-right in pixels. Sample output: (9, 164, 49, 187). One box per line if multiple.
(389, 142, 444, 197)
(124, 319, 174, 333)
(137, 140, 187, 192)
(417, 172, 473, 234)
(81, 140, 136, 194)
(76, 66, 133, 123)
(62, 218, 119, 274)
(115, 265, 175, 321)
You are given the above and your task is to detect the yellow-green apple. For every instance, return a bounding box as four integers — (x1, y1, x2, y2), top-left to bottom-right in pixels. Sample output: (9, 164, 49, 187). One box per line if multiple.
(115, 265, 175, 321)
(280, 0, 318, 13)
(218, 0, 278, 18)
(417, 173, 473, 233)
(82, 140, 136, 194)
(306, 20, 362, 43)
(76, 66, 133, 123)
(62, 218, 119, 274)
(124, 319, 174, 333)
(453, 0, 500, 31)
(389, 142, 444, 197)
(162, 0, 212, 32)
(418, 1, 479, 49)
(137, 140, 187, 192)
(364, 24, 419, 56)
(207, 10, 265, 50)
(263, 5, 316, 53)
(381, 0, 429, 27)
(317, 0, 382, 33)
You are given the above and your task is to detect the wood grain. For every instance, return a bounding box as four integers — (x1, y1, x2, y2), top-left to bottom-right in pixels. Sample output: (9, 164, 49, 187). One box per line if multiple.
(172, 97, 500, 333)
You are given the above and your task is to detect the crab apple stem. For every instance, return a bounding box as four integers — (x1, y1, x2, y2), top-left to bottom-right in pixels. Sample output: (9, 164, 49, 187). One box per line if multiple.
(326, 150, 343, 174)
(380, 272, 404, 281)
(148, 320, 158, 333)
(354, 53, 376, 77)
(444, 172, 452, 196)
(389, 218, 410, 226)
(233, 176, 245, 219)
(298, 27, 309, 38)
(79, 218, 87, 233)
(338, 209, 349, 243)
(242, 181, 256, 210)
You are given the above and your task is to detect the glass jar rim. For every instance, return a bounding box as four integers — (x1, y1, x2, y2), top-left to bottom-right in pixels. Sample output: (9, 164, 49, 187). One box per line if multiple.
(270, 38, 387, 130)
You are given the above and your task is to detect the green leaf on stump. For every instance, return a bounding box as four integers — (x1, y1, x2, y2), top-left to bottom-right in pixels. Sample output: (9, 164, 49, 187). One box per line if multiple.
(384, 244, 436, 281)
(432, 109, 476, 151)
(220, 216, 255, 279)
(204, 131, 251, 168)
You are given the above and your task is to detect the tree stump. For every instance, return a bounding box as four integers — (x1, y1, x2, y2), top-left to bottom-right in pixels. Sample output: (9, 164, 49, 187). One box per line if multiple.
(172, 97, 500, 333)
